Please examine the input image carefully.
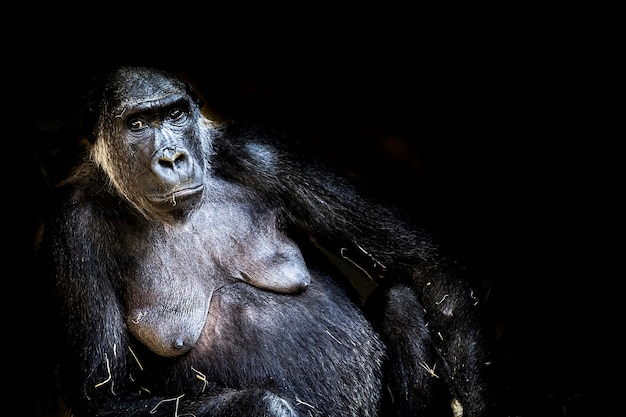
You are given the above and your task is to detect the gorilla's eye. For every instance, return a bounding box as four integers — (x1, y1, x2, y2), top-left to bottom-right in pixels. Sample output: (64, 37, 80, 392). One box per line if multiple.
(128, 118, 147, 131)
(168, 108, 185, 120)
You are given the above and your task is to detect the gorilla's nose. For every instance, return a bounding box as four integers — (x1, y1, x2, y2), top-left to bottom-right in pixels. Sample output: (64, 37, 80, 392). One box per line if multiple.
(152, 146, 194, 185)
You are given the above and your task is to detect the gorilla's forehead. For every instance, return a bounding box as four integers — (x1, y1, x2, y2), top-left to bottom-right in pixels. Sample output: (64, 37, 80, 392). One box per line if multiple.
(104, 66, 186, 109)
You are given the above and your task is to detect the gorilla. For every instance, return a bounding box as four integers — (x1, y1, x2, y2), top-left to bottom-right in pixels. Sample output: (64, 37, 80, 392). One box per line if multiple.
(37, 66, 492, 416)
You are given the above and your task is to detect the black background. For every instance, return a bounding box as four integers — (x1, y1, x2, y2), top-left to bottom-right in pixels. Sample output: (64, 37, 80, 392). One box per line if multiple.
(8, 11, 619, 417)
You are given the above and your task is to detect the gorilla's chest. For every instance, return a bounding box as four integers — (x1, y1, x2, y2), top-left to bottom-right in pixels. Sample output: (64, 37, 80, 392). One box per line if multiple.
(126, 203, 266, 288)
(125, 201, 311, 296)
(121, 200, 313, 357)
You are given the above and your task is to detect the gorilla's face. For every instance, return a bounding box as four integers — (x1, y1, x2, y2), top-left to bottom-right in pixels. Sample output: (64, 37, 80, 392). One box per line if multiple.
(90, 67, 212, 222)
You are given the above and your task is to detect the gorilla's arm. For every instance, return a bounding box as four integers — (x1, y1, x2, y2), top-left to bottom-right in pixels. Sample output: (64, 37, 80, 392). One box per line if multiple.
(38, 179, 135, 415)
(213, 122, 491, 416)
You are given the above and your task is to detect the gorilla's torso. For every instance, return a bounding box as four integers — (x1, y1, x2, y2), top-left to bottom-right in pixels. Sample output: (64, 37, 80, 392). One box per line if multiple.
(133, 273, 385, 416)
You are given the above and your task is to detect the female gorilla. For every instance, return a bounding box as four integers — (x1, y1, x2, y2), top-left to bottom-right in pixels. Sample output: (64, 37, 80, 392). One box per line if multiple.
(38, 66, 491, 416)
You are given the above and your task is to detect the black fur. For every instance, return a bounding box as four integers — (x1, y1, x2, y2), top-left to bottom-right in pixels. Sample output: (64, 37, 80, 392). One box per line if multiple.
(37, 66, 491, 416)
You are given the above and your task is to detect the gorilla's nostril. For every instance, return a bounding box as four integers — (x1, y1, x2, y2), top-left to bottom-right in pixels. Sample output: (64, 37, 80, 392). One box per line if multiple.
(157, 149, 189, 169)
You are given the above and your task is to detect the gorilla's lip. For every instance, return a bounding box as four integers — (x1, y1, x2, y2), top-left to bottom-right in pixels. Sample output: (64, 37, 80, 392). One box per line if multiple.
(147, 184, 204, 204)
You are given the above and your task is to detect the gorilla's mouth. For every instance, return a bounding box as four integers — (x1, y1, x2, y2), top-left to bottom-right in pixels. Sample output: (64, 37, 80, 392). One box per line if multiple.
(148, 184, 204, 207)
